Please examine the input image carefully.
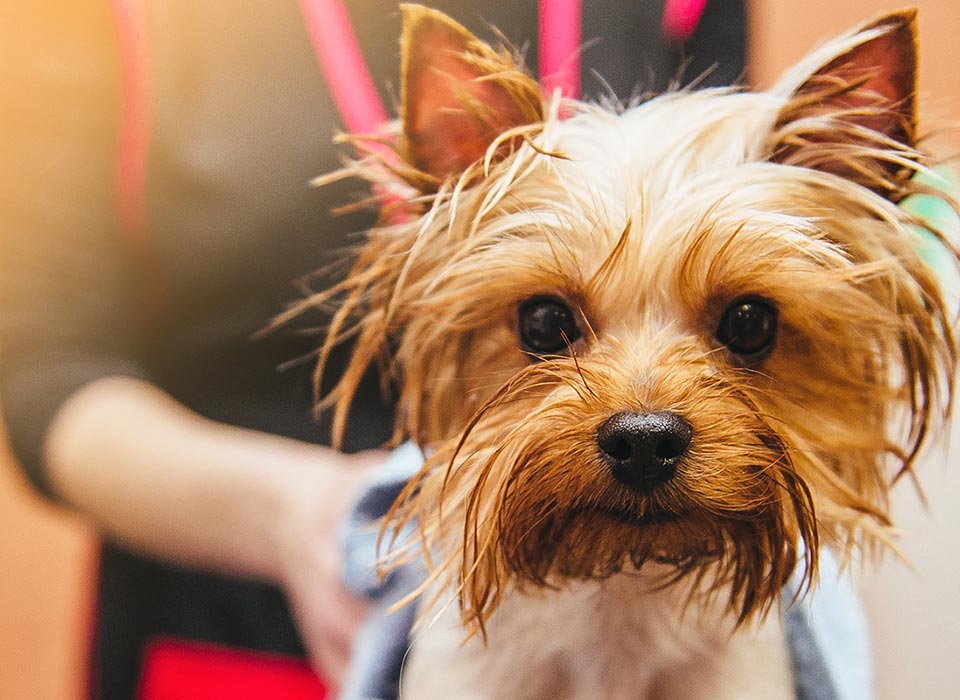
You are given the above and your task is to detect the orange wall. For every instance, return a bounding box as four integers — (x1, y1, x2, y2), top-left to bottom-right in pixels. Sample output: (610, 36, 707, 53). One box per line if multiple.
(0, 423, 95, 700)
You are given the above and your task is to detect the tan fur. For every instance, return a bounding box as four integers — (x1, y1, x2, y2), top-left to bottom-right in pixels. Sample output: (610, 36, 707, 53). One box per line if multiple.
(292, 6, 958, 697)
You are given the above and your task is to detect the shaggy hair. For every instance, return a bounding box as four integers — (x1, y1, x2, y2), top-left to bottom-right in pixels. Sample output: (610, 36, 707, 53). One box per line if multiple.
(283, 6, 958, 635)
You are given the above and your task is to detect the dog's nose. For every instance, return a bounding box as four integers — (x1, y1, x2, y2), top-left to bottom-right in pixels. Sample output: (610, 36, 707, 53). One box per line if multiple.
(597, 411, 692, 492)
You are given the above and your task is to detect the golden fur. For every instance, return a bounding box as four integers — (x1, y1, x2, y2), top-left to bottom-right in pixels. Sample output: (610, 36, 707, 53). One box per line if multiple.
(292, 5, 958, 652)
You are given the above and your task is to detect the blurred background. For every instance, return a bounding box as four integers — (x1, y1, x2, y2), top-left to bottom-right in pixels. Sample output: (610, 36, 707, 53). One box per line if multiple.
(1, 1, 958, 699)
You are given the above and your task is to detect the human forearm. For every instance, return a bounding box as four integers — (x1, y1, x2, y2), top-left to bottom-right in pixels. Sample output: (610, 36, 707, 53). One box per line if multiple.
(44, 374, 382, 684)
(44, 375, 362, 582)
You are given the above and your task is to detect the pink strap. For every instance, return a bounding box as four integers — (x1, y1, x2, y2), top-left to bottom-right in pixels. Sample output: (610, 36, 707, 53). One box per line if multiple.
(110, 0, 151, 251)
(539, 0, 581, 99)
(298, 0, 405, 201)
(662, 0, 708, 43)
(297, 0, 388, 135)
(111, 0, 166, 310)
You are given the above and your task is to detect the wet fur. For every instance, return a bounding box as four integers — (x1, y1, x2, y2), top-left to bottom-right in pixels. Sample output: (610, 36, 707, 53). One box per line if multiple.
(291, 6, 957, 698)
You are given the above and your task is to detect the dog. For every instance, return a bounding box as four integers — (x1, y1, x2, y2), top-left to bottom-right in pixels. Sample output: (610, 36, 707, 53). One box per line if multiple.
(306, 5, 958, 698)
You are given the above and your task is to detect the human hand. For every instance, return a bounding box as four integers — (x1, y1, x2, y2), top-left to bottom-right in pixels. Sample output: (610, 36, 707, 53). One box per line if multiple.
(273, 447, 388, 693)
(44, 377, 390, 693)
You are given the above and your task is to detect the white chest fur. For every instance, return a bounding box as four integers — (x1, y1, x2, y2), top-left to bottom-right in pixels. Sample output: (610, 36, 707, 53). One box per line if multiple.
(400, 574, 794, 700)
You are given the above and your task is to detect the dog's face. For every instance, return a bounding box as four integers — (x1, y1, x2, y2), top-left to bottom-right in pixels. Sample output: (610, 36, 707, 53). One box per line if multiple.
(314, 6, 956, 630)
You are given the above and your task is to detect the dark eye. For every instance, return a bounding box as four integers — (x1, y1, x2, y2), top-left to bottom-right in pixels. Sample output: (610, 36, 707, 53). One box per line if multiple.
(716, 298, 778, 359)
(518, 296, 582, 355)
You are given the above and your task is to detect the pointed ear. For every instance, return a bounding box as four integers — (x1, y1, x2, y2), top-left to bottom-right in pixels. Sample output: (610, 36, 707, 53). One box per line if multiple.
(399, 4, 544, 189)
(770, 9, 919, 195)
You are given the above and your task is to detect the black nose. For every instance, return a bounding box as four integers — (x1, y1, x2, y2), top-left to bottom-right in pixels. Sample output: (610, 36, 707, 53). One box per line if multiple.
(597, 411, 692, 492)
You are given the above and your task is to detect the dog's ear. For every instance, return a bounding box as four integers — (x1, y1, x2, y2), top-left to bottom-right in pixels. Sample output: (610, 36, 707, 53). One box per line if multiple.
(399, 4, 544, 189)
(770, 9, 918, 196)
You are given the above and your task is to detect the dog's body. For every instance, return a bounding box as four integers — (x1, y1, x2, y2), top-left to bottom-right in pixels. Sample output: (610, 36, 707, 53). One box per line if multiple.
(304, 6, 958, 698)
(401, 574, 793, 699)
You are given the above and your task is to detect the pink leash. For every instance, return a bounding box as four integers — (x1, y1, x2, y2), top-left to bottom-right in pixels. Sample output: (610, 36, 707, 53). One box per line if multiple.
(662, 0, 708, 43)
(539, 0, 582, 99)
(111, 0, 151, 254)
(111, 0, 165, 310)
(297, 0, 389, 136)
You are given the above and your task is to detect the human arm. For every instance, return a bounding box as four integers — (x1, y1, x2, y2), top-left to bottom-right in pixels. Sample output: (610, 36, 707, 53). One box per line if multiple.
(44, 374, 379, 688)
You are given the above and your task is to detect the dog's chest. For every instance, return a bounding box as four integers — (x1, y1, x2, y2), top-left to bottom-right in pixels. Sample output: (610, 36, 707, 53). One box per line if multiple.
(401, 576, 793, 700)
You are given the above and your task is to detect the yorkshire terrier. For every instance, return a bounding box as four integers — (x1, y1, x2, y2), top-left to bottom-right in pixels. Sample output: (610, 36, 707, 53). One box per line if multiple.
(305, 5, 958, 698)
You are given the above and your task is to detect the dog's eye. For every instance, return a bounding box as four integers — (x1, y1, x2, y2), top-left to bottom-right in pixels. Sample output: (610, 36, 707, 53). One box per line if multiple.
(518, 296, 582, 355)
(716, 298, 777, 359)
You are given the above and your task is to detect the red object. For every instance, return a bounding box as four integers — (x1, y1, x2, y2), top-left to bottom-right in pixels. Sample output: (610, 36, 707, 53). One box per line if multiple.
(138, 637, 327, 700)
(298, 0, 407, 214)
(662, 0, 708, 43)
(539, 0, 582, 99)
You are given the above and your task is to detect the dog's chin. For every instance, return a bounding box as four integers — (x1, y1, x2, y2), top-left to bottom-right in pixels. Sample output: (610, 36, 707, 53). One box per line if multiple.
(575, 503, 682, 528)
(510, 498, 779, 589)
(588, 507, 733, 561)
(571, 507, 722, 571)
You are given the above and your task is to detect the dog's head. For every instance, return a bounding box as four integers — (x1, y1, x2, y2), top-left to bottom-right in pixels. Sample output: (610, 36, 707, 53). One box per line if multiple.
(312, 5, 957, 631)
